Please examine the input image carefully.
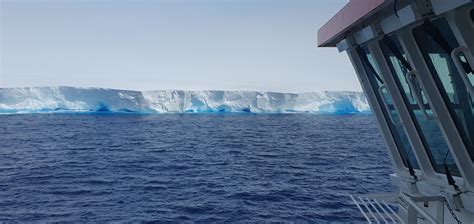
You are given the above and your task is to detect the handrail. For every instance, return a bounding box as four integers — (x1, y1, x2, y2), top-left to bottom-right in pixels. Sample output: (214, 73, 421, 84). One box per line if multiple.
(451, 46, 474, 101)
(350, 194, 372, 223)
(350, 194, 403, 223)
(401, 194, 440, 224)
(378, 85, 402, 126)
(373, 200, 396, 223)
(365, 197, 387, 223)
(359, 196, 380, 224)
(405, 71, 434, 120)
(382, 201, 405, 224)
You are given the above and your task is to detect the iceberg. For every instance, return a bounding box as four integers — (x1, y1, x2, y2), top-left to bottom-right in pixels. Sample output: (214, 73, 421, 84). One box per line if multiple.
(0, 87, 370, 114)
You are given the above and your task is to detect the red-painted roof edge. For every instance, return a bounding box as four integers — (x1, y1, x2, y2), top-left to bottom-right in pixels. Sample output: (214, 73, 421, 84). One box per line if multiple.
(317, 0, 387, 47)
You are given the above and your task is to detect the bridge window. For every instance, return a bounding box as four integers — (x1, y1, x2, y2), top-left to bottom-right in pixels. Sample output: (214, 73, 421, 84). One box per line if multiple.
(413, 18, 474, 168)
(357, 46, 419, 170)
(379, 35, 457, 176)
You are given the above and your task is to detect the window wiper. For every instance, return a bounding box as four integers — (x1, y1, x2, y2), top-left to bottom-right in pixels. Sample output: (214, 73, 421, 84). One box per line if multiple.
(406, 155, 418, 181)
(360, 43, 419, 180)
(443, 150, 460, 192)
(380, 36, 412, 71)
(424, 22, 466, 190)
(357, 47, 385, 84)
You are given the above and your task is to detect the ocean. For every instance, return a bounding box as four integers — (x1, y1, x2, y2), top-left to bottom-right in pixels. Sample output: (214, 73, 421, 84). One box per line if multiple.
(0, 113, 394, 222)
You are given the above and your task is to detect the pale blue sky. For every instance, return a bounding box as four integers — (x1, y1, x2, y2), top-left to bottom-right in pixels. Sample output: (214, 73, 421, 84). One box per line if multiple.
(0, 0, 359, 92)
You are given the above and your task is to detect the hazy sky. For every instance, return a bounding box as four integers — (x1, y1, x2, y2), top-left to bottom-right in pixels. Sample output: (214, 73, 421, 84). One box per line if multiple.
(0, 0, 359, 92)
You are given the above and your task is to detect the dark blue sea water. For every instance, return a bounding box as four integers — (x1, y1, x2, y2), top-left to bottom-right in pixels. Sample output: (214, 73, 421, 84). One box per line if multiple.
(0, 114, 394, 222)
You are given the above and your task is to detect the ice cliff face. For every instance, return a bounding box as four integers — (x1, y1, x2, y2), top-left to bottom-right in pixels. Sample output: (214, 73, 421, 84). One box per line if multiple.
(0, 87, 370, 114)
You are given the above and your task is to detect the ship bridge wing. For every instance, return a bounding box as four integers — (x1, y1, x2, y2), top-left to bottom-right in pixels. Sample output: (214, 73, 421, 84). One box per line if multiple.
(318, 0, 474, 222)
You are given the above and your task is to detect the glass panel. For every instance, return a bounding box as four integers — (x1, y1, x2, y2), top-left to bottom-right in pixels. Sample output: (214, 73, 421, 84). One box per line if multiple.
(357, 46, 420, 170)
(413, 18, 474, 166)
(380, 34, 459, 176)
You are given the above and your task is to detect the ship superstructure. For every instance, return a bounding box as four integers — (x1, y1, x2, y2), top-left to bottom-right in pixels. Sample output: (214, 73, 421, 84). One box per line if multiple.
(319, 0, 474, 223)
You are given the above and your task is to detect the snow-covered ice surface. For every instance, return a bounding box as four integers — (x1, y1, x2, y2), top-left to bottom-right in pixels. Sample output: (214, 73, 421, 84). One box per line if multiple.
(0, 87, 370, 114)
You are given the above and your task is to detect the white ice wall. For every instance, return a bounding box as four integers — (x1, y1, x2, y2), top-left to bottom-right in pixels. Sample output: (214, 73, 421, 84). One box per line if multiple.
(0, 87, 370, 114)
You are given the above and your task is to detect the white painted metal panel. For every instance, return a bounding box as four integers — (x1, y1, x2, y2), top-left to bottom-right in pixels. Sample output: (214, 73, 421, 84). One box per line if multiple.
(380, 4, 417, 34)
(431, 0, 471, 15)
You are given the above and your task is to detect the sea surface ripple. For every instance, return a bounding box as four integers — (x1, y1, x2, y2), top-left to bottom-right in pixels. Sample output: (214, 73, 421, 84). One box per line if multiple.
(0, 114, 394, 222)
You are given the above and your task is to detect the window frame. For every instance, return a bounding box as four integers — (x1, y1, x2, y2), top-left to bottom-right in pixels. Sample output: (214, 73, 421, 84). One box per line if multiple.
(395, 14, 474, 190)
(345, 45, 414, 178)
(357, 44, 421, 172)
(370, 36, 448, 177)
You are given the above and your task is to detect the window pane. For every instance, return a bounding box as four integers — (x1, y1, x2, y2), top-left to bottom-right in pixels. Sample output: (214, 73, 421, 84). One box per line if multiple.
(379, 35, 457, 175)
(358, 46, 419, 170)
(413, 18, 474, 166)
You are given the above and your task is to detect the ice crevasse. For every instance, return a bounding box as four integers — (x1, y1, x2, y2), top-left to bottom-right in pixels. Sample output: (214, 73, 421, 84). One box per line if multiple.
(0, 87, 371, 114)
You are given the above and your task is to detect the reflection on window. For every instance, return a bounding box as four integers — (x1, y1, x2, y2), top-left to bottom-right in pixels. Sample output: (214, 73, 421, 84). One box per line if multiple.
(413, 19, 474, 168)
(357, 46, 419, 170)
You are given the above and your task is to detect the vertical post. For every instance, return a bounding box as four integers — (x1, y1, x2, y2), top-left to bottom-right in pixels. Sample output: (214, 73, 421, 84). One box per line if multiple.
(345, 41, 407, 175)
(367, 40, 437, 180)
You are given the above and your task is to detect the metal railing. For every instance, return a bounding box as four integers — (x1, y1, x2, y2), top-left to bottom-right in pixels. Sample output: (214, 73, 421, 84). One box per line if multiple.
(350, 193, 404, 223)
